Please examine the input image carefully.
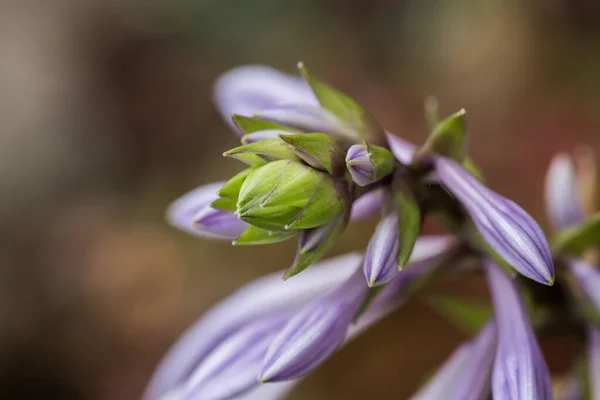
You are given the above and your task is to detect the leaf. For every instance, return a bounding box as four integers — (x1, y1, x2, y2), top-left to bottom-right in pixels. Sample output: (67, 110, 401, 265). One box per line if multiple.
(232, 114, 294, 134)
(232, 225, 296, 246)
(218, 168, 255, 200)
(298, 62, 386, 146)
(428, 294, 493, 335)
(554, 213, 600, 255)
(414, 109, 468, 164)
(210, 197, 236, 212)
(279, 133, 346, 176)
(394, 177, 423, 269)
(224, 139, 299, 163)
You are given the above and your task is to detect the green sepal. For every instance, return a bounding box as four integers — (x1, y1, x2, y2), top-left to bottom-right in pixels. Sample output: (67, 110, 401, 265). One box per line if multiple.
(364, 141, 395, 181)
(232, 225, 296, 246)
(224, 139, 299, 163)
(218, 168, 255, 200)
(463, 157, 485, 182)
(554, 213, 600, 255)
(232, 114, 293, 134)
(283, 205, 350, 280)
(279, 133, 346, 176)
(210, 197, 237, 212)
(394, 176, 423, 269)
(297, 62, 386, 146)
(414, 109, 467, 164)
(427, 294, 493, 335)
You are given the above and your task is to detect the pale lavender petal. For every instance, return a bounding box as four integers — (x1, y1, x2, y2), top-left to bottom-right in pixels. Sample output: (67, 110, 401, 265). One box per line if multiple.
(485, 260, 552, 400)
(213, 65, 317, 131)
(346, 144, 377, 186)
(167, 182, 247, 239)
(259, 268, 369, 382)
(437, 157, 554, 285)
(545, 154, 584, 231)
(183, 317, 287, 400)
(364, 213, 400, 286)
(386, 131, 417, 165)
(255, 103, 354, 137)
(411, 321, 496, 400)
(193, 206, 248, 239)
(588, 325, 600, 400)
(144, 253, 361, 400)
(350, 188, 386, 221)
(568, 259, 600, 309)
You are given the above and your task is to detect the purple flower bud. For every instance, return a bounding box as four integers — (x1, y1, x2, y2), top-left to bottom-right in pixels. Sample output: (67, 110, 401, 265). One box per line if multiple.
(485, 260, 552, 400)
(213, 66, 317, 133)
(349, 188, 387, 221)
(568, 259, 600, 309)
(588, 326, 600, 399)
(144, 253, 362, 400)
(364, 213, 400, 286)
(437, 157, 554, 285)
(411, 321, 496, 400)
(346, 143, 395, 187)
(167, 182, 248, 239)
(545, 154, 584, 231)
(183, 317, 287, 400)
(259, 268, 369, 382)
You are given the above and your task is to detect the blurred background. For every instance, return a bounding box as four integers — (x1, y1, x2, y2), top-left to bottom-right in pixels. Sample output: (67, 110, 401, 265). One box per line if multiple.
(1, 0, 600, 398)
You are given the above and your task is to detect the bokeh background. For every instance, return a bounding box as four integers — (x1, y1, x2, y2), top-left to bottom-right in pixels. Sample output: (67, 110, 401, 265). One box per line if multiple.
(2, 0, 600, 398)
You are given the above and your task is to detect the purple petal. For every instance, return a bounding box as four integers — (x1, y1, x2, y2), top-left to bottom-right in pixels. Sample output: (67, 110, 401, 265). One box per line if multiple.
(411, 321, 496, 400)
(259, 268, 369, 382)
(255, 103, 354, 137)
(349, 188, 386, 221)
(437, 157, 554, 285)
(213, 65, 317, 132)
(193, 206, 248, 239)
(364, 213, 400, 286)
(588, 326, 600, 399)
(346, 144, 377, 186)
(545, 154, 584, 231)
(485, 260, 552, 400)
(386, 131, 417, 165)
(568, 259, 600, 309)
(144, 253, 362, 400)
(183, 317, 287, 400)
(167, 182, 247, 239)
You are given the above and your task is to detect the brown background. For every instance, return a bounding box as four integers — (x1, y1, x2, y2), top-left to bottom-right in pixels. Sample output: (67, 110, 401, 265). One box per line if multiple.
(0, 0, 599, 398)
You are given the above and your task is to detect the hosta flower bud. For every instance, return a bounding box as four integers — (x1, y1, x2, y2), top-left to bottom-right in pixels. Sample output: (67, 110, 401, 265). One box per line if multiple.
(236, 160, 345, 231)
(346, 143, 394, 186)
(568, 259, 600, 309)
(545, 154, 584, 231)
(364, 213, 400, 286)
(485, 260, 552, 400)
(436, 157, 554, 285)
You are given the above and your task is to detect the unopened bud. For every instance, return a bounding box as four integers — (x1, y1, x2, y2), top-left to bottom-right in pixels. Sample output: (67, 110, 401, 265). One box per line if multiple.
(346, 142, 395, 186)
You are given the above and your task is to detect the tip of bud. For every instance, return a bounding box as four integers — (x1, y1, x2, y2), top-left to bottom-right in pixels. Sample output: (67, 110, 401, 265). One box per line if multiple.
(297, 61, 305, 70)
(367, 278, 376, 288)
(397, 263, 405, 271)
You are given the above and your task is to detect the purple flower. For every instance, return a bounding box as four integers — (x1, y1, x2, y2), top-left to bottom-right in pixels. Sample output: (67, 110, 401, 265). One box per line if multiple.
(436, 157, 554, 285)
(544, 153, 584, 231)
(411, 321, 496, 400)
(386, 131, 416, 165)
(259, 267, 369, 382)
(588, 326, 600, 399)
(166, 182, 247, 239)
(364, 213, 400, 286)
(349, 188, 387, 221)
(568, 259, 600, 309)
(346, 144, 377, 186)
(485, 260, 552, 400)
(213, 65, 317, 132)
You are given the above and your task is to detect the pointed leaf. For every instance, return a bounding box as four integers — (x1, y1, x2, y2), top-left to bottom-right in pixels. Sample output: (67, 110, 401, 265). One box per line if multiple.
(279, 133, 346, 176)
(233, 225, 296, 246)
(224, 139, 299, 163)
(394, 178, 423, 269)
(232, 114, 294, 134)
(297, 62, 386, 146)
(415, 109, 467, 164)
(218, 168, 255, 200)
(428, 294, 493, 335)
(554, 213, 600, 255)
(210, 197, 237, 212)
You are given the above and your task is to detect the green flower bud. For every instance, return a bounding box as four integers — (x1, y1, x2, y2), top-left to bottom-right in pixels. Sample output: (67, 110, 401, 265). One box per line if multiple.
(236, 159, 344, 231)
(233, 225, 296, 246)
